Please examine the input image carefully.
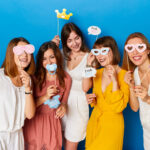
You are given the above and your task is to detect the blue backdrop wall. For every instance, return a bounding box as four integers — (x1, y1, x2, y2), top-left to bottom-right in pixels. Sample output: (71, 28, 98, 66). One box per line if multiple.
(0, 0, 149, 149)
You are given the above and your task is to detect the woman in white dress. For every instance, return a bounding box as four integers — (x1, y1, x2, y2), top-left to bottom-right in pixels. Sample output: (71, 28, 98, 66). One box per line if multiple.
(122, 32, 150, 150)
(60, 22, 89, 150)
(0, 37, 36, 150)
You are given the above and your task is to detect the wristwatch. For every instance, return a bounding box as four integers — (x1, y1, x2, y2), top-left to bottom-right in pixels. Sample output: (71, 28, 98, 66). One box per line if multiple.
(25, 90, 32, 94)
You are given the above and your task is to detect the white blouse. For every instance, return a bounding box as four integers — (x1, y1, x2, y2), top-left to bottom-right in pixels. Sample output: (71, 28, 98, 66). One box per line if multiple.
(134, 67, 150, 150)
(0, 68, 26, 132)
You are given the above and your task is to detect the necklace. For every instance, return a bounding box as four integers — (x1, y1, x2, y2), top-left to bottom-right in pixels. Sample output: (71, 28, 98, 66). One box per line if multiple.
(70, 51, 82, 61)
(72, 54, 80, 61)
(73, 56, 78, 60)
(139, 65, 150, 83)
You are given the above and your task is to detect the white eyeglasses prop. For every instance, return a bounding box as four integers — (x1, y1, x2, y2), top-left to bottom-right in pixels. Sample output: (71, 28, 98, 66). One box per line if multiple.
(91, 48, 109, 56)
(125, 44, 147, 53)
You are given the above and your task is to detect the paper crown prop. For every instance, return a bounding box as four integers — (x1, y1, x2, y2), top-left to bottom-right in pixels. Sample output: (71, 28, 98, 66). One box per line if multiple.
(55, 9, 73, 20)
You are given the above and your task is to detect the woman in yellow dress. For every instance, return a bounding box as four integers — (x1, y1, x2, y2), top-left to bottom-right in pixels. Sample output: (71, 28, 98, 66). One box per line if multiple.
(82, 36, 129, 150)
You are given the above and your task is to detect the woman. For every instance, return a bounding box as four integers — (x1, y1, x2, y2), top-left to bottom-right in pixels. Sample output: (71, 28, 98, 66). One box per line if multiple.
(83, 36, 129, 150)
(23, 41, 71, 150)
(0, 37, 36, 150)
(61, 22, 90, 150)
(122, 32, 150, 150)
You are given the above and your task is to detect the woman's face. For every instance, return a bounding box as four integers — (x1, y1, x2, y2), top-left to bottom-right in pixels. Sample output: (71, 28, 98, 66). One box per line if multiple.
(42, 48, 57, 69)
(95, 46, 113, 67)
(67, 31, 82, 53)
(14, 41, 32, 69)
(126, 37, 149, 66)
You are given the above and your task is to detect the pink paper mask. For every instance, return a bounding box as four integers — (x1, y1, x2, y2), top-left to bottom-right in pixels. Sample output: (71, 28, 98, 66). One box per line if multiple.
(125, 43, 146, 53)
(13, 44, 35, 55)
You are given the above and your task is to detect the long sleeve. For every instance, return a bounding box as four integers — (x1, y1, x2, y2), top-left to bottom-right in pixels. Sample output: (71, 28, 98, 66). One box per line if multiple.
(61, 72, 72, 103)
(104, 71, 129, 113)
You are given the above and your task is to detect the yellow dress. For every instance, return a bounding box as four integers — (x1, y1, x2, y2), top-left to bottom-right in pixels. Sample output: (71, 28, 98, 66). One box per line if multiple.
(85, 68, 129, 150)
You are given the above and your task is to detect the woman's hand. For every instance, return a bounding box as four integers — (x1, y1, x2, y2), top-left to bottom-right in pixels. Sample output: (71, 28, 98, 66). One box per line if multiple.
(124, 71, 134, 89)
(134, 85, 148, 100)
(147, 99, 150, 104)
(20, 70, 31, 89)
(55, 103, 67, 118)
(86, 93, 96, 104)
(52, 35, 60, 47)
(87, 52, 95, 66)
(105, 65, 118, 82)
(46, 85, 59, 99)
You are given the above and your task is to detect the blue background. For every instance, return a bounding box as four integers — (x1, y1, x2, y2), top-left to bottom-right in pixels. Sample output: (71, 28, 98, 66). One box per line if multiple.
(0, 0, 149, 149)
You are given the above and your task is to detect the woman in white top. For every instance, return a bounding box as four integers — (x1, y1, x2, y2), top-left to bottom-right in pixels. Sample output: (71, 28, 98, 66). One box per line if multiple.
(55, 22, 89, 150)
(0, 37, 36, 150)
(122, 32, 150, 150)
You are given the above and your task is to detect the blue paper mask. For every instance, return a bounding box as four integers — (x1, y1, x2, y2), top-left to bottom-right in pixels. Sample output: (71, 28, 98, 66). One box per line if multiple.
(44, 95, 60, 109)
(46, 64, 57, 75)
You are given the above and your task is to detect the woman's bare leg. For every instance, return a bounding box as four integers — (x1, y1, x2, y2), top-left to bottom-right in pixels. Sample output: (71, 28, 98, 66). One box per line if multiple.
(65, 139, 78, 150)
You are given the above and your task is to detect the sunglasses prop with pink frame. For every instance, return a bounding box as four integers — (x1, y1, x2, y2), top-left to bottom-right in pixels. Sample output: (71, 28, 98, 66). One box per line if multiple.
(91, 47, 109, 56)
(13, 44, 35, 55)
(125, 44, 147, 53)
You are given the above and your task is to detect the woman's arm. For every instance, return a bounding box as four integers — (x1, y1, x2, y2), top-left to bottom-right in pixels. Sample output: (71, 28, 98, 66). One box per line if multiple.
(105, 65, 119, 92)
(52, 35, 60, 47)
(129, 88, 139, 112)
(82, 52, 95, 92)
(104, 70, 129, 113)
(36, 85, 59, 107)
(20, 70, 36, 119)
(59, 73, 72, 104)
(124, 71, 139, 112)
(25, 87, 36, 119)
(55, 73, 72, 118)
(82, 77, 93, 93)
(36, 94, 49, 108)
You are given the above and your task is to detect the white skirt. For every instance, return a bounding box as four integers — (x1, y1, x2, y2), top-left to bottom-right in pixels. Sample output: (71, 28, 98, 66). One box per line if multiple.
(62, 90, 89, 142)
(0, 129, 24, 150)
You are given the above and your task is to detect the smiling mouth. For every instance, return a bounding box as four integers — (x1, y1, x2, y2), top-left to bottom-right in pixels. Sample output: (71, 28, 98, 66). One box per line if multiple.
(132, 56, 142, 61)
(98, 58, 106, 63)
(72, 45, 80, 49)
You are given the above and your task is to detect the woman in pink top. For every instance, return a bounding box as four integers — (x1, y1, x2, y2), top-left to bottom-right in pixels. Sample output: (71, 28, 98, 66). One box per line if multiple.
(23, 41, 72, 150)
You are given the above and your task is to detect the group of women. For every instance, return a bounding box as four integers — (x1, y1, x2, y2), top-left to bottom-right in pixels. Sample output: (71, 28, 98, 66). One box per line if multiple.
(0, 22, 150, 150)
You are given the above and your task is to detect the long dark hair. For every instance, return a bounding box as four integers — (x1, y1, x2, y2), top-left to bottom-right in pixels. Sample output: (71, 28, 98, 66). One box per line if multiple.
(61, 22, 89, 60)
(35, 41, 66, 90)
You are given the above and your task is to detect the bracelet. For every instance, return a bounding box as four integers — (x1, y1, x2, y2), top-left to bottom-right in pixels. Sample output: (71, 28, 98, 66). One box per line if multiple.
(25, 91, 32, 94)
